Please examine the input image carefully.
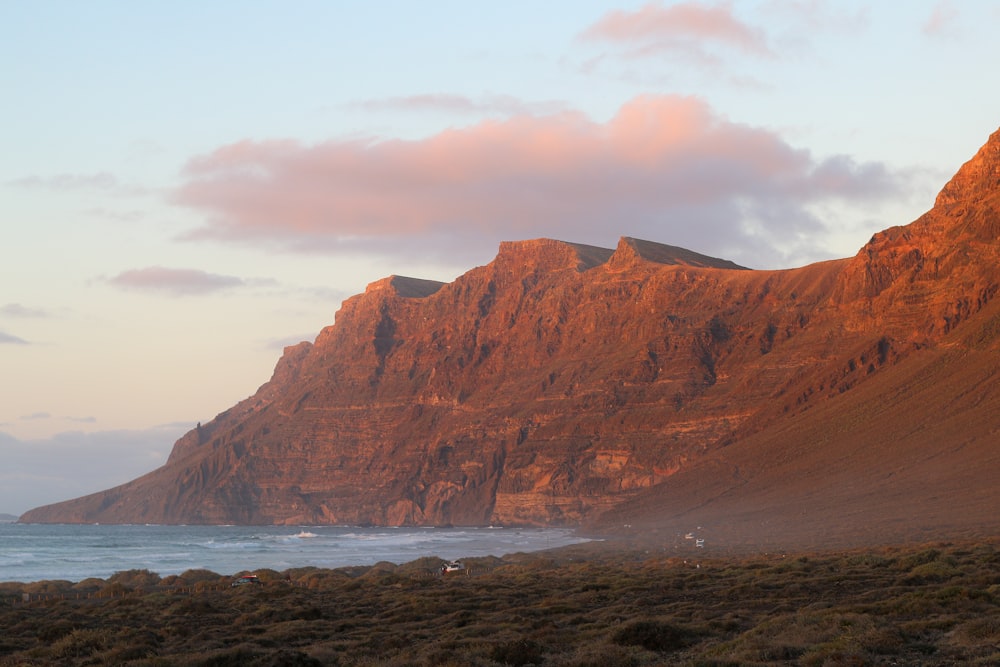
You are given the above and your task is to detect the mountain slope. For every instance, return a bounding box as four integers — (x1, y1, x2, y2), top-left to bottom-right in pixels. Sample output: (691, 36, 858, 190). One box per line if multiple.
(595, 129, 1000, 548)
(20, 128, 1000, 544)
(591, 297, 1000, 549)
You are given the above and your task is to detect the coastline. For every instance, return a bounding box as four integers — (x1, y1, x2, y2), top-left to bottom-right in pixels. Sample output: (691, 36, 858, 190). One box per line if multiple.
(0, 523, 589, 585)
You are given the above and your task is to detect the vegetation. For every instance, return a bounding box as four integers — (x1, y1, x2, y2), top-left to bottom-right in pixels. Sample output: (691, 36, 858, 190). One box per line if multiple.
(1, 540, 999, 665)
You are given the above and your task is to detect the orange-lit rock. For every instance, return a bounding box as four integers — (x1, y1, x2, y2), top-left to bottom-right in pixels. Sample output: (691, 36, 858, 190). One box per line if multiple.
(20, 129, 1000, 547)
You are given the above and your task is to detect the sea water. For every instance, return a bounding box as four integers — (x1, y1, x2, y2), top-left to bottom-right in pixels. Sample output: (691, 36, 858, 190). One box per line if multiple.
(0, 523, 589, 583)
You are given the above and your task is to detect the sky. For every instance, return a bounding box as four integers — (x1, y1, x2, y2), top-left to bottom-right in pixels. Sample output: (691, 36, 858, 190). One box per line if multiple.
(2, 1, 999, 516)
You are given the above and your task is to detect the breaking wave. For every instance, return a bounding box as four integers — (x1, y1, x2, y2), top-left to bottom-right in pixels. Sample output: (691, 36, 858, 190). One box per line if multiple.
(0, 524, 588, 583)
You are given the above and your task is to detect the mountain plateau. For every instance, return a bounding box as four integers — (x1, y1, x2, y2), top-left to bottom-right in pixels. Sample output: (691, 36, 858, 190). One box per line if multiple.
(20, 128, 1000, 550)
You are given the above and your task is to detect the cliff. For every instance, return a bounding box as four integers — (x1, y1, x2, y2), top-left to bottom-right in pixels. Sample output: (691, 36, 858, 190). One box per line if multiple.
(20, 128, 1000, 546)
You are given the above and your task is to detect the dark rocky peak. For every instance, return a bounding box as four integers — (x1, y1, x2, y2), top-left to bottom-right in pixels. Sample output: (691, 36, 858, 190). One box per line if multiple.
(381, 275, 447, 299)
(361, 275, 445, 299)
(494, 238, 614, 273)
(328, 275, 443, 335)
(608, 236, 750, 271)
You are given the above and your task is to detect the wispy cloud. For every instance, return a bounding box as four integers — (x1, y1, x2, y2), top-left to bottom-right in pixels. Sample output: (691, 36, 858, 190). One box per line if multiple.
(65, 415, 97, 424)
(347, 93, 565, 117)
(762, 0, 868, 32)
(107, 266, 245, 296)
(264, 334, 315, 350)
(581, 1, 773, 64)
(0, 331, 30, 345)
(922, 1, 959, 37)
(8, 171, 146, 196)
(10, 171, 119, 190)
(171, 94, 905, 268)
(1, 303, 49, 318)
(15, 412, 94, 425)
(83, 207, 148, 223)
(577, 1, 868, 78)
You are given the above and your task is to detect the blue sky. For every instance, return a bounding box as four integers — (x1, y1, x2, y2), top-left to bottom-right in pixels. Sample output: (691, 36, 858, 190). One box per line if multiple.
(2, 1, 999, 515)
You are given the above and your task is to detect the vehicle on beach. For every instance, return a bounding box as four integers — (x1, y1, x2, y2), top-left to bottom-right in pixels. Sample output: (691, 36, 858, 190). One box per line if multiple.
(231, 574, 262, 587)
(441, 561, 464, 574)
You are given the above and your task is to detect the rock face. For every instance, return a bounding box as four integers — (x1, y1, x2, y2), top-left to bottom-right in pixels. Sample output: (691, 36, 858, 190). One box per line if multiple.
(20, 128, 1000, 543)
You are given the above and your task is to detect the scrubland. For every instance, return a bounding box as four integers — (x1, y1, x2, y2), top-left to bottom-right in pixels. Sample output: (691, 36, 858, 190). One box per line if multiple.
(1, 540, 999, 666)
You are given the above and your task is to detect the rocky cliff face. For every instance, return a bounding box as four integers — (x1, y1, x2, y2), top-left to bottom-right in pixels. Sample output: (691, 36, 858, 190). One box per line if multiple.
(20, 128, 1000, 532)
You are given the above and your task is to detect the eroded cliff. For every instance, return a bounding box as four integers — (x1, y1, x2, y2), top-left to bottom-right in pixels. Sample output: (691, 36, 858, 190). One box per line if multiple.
(20, 128, 1000, 531)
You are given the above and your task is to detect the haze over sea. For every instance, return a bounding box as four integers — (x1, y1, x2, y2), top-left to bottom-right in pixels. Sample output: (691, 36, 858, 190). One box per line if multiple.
(0, 524, 588, 584)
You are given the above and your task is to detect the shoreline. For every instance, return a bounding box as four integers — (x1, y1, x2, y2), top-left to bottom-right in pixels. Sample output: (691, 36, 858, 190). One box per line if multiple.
(0, 523, 590, 585)
(4, 526, 997, 587)
(5, 515, 998, 587)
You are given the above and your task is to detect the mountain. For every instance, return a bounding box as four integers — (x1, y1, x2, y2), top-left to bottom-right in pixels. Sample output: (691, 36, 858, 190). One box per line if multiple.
(20, 128, 1000, 549)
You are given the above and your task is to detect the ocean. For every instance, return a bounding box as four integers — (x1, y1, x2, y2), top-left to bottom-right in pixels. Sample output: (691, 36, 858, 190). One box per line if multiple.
(0, 523, 589, 583)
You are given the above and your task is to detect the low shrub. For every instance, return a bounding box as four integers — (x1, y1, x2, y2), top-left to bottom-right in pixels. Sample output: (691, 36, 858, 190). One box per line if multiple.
(108, 568, 161, 588)
(611, 619, 701, 652)
(50, 628, 109, 660)
(950, 617, 1000, 648)
(490, 638, 544, 666)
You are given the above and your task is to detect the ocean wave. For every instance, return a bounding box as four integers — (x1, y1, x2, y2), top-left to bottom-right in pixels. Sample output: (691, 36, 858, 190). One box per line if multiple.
(0, 524, 588, 583)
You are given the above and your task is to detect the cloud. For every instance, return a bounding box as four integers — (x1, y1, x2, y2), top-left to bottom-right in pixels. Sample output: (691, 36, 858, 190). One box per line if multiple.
(922, 1, 959, 37)
(0, 424, 184, 516)
(577, 2, 868, 76)
(581, 1, 773, 64)
(107, 266, 245, 296)
(1, 303, 48, 318)
(171, 94, 904, 268)
(8, 171, 147, 196)
(264, 333, 316, 350)
(84, 207, 148, 223)
(65, 415, 98, 424)
(0, 331, 30, 345)
(16, 412, 93, 424)
(762, 0, 868, 32)
(347, 93, 565, 117)
(9, 171, 119, 190)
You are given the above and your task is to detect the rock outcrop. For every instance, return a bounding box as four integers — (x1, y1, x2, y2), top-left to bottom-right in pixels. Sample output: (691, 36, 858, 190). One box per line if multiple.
(20, 128, 1000, 543)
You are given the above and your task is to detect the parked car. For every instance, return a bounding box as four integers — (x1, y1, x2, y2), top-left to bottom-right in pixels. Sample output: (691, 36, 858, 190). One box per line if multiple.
(231, 574, 262, 587)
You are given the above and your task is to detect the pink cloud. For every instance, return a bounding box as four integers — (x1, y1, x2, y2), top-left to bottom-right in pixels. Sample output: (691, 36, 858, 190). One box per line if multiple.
(172, 94, 903, 268)
(581, 1, 773, 61)
(108, 267, 244, 296)
(922, 1, 958, 37)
